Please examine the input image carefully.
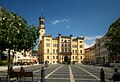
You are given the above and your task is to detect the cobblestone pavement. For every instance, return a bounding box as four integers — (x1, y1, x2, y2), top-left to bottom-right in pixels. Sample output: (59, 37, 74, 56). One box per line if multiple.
(0, 64, 118, 82)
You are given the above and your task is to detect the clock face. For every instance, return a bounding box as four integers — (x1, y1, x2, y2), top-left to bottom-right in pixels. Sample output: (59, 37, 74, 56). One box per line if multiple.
(40, 29, 45, 35)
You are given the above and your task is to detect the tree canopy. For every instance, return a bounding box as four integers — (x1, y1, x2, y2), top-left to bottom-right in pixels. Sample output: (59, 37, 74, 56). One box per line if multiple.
(105, 18, 120, 59)
(0, 10, 39, 52)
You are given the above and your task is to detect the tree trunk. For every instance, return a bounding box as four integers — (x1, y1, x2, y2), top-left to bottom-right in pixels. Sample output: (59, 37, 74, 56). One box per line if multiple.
(7, 49, 11, 82)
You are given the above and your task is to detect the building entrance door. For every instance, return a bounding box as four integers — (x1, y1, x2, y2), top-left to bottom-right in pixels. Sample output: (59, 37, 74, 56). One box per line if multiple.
(64, 56, 68, 62)
(64, 55, 71, 64)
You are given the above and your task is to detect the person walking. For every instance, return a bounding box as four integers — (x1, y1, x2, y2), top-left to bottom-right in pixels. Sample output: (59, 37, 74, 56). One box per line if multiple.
(109, 68, 120, 82)
(20, 66, 25, 73)
(100, 68, 105, 82)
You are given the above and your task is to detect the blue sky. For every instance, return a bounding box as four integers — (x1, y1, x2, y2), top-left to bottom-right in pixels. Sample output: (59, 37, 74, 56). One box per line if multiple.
(0, 0, 120, 49)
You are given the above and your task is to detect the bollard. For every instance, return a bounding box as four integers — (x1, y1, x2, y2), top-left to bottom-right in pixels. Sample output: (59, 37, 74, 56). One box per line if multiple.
(100, 68, 105, 82)
(41, 67, 45, 82)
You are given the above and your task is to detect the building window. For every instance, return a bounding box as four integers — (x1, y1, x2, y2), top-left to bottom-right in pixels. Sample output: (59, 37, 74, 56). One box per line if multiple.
(65, 44, 67, 47)
(53, 44, 58, 47)
(65, 49, 67, 52)
(80, 45, 83, 48)
(73, 50, 74, 53)
(72, 45, 77, 48)
(61, 43, 64, 47)
(80, 50, 82, 54)
(73, 56, 74, 59)
(80, 56, 82, 59)
(47, 56, 49, 59)
(80, 41, 82, 43)
(69, 49, 71, 52)
(64, 40, 67, 42)
(56, 56, 58, 59)
(53, 56, 55, 59)
(53, 61, 55, 63)
(76, 56, 77, 59)
(75, 50, 77, 53)
(62, 49, 64, 52)
(47, 49, 49, 53)
(46, 43, 50, 47)
(56, 49, 58, 53)
(46, 39, 50, 41)
(56, 44, 58, 47)
(67, 49, 69, 52)
(53, 49, 55, 53)
(68, 43, 70, 47)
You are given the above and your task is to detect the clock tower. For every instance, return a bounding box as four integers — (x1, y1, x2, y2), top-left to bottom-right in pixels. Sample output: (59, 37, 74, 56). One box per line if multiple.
(39, 16, 45, 40)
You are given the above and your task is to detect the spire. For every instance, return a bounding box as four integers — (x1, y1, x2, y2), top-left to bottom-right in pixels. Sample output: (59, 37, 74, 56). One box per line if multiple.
(39, 9, 45, 30)
(41, 9, 43, 17)
(39, 9, 45, 28)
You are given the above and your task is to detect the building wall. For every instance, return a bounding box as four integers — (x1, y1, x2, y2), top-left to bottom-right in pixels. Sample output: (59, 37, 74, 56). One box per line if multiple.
(99, 35, 109, 63)
(38, 16, 85, 64)
(84, 48, 91, 64)
(90, 44, 96, 65)
(95, 39, 101, 64)
(38, 35, 85, 64)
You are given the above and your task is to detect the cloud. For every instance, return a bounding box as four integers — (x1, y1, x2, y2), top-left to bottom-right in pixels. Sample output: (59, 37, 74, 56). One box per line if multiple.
(84, 41, 95, 49)
(84, 35, 103, 49)
(85, 35, 103, 40)
(65, 26, 70, 28)
(52, 18, 71, 25)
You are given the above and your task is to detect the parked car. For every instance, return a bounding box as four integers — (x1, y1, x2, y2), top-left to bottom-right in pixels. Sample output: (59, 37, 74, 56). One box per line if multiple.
(109, 60, 120, 67)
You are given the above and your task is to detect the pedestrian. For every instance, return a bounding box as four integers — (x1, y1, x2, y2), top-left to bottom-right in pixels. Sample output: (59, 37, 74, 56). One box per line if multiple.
(109, 68, 120, 81)
(20, 66, 25, 73)
(10, 67, 14, 73)
(19, 66, 25, 81)
(100, 68, 105, 82)
(45, 60, 48, 67)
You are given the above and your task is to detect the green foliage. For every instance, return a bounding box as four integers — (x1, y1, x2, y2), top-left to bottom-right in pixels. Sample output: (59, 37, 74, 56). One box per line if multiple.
(106, 18, 120, 58)
(0, 10, 39, 52)
(0, 60, 8, 66)
(2, 60, 8, 65)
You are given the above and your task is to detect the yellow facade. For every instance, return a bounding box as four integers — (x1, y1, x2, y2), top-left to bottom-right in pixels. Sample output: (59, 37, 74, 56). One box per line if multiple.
(84, 48, 91, 64)
(38, 16, 85, 64)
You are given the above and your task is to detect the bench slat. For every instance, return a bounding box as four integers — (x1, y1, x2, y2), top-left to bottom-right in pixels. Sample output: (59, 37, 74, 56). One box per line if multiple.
(10, 72, 33, 77)
(113, 74, 120, 81)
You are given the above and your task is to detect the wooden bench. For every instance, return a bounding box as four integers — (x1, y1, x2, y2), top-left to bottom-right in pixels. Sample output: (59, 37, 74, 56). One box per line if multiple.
(0, 76, 7, 82)
(110, 74, 120, 82)
(113, 74, 120, 82)
(10, 72, 33, 82)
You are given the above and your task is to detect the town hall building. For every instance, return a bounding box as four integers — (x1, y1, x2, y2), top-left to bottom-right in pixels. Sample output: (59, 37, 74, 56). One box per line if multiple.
(38, 16, 85, 64)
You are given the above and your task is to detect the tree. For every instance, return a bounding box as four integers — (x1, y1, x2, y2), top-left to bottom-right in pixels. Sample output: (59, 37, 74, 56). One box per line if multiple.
(0, 8, 39, 82)
(105, 18, 120, 60)
(0, 11, 39, 52)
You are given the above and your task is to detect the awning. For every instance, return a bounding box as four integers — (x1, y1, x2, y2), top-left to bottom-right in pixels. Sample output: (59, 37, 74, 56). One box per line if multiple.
(18, 57, 36, 60)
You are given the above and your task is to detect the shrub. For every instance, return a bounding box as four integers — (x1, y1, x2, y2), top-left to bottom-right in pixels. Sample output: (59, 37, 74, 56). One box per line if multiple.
(2, 60, 8, 66)
(0, 60, 2, 66)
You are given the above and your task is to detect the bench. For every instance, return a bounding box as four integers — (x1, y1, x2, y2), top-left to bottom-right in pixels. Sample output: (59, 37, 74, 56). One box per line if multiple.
(0, 76, 7, 82)
(113, 74, 120, 82)
(10, 72, 33, 82)
(109, 73, 120, 82)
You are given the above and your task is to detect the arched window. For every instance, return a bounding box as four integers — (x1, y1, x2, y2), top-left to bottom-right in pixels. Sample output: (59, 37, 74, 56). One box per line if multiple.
(65, 44, 67, 47)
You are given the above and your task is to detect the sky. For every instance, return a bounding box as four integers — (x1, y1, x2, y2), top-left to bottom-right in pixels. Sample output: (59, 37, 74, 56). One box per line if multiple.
(0, 0, 120, 49)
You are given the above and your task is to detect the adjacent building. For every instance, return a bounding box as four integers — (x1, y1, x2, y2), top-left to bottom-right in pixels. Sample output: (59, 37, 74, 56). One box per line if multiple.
(84, 48, 91, 64)
(38, 16, 85, 64)
(99, 35, 110, 63)
(90, 44, 96, 65)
